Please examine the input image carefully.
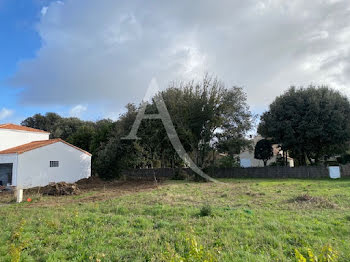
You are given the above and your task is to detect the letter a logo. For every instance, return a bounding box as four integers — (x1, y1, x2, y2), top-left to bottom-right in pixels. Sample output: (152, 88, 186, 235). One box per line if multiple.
(123, 78, 217, 182)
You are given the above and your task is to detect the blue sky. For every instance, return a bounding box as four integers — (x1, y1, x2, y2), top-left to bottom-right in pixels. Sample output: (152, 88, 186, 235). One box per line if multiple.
(0, 0, 66, 123)
(1, 0, 349, 124)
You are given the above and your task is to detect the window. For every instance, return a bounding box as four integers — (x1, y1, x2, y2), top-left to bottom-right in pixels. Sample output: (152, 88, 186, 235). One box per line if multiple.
(50, 161, 59, 167)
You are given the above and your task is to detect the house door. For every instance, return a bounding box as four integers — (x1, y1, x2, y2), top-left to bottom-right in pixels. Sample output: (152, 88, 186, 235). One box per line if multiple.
(0, 163, 13, 186)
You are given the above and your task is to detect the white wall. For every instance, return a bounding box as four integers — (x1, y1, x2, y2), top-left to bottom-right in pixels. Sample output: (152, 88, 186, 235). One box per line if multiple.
(0, 129, 49, 151)
(17, 142, 91, 188)
(0, 154, 18, 186)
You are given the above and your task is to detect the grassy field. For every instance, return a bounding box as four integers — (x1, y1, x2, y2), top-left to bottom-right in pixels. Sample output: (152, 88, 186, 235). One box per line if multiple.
(1, 178, 350, 261)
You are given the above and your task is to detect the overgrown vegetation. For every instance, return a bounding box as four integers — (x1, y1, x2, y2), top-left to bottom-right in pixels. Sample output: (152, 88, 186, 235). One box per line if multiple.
(1, 179, 350, 261)
(199, 204, 213, 217)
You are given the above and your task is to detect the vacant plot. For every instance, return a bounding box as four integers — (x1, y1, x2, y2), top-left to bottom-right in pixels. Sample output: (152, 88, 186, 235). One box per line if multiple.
(1, 178, 350, 261)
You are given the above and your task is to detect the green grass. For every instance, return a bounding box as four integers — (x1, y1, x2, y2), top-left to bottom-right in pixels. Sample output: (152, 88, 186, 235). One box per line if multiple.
(1, 179, 350, 261)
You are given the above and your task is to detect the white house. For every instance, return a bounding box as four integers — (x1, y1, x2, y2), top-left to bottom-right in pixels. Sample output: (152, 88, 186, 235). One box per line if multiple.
(0, 123, 91, 189)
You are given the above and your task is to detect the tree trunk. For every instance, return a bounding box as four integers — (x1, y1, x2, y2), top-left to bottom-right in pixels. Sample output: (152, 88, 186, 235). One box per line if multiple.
(285, 151, 288, 166)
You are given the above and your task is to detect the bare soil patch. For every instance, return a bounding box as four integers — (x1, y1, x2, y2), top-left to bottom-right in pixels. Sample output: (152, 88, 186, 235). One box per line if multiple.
(0, 177, 162, 207)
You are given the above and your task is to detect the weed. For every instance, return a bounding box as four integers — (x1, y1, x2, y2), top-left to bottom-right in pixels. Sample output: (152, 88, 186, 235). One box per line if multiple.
(160, 233, 220, 262)
(199, 204, 213, 217)
(295, 244, 338, 262)
(8, 219, 27, 262)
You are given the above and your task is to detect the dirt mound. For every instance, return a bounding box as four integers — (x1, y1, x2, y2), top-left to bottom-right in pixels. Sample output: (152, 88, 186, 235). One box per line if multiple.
(77, 176, 104, 185)
(290, 194, 337, 208)
(41, 182, 80, 196)
(294, 194, 314, 202)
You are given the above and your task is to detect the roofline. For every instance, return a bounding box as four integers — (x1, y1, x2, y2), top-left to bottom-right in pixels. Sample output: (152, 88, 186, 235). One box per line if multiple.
(0, 152, 18, 156)
(0, 123, 50, 134)
(0, 128, 51, 135)
(56, 139, 92, 156)
(0, 139, 92, 156)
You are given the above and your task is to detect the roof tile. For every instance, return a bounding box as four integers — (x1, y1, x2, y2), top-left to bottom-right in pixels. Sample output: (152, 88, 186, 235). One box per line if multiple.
(0, 139, 91, 156)
(0, 123, 50, 133)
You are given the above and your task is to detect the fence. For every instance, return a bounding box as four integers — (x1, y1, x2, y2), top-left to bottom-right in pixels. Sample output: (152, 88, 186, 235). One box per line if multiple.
(122, 165, 350, 180)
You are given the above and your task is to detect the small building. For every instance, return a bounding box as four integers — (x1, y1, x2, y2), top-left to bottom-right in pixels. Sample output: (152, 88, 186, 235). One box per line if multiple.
(239, 135, 294, 167)
(0, 124, 91, 189)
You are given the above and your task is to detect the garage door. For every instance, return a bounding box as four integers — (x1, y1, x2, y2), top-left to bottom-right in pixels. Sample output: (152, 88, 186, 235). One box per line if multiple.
(0, 164, 13, 186)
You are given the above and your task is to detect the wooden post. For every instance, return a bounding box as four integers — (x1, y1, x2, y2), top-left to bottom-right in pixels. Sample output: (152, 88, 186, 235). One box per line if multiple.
(16, 188, 23, 203)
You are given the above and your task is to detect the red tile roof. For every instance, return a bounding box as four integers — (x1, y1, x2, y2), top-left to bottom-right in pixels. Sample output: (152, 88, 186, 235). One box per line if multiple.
(0, 123, 50, 133)
(0, 139, 91, 156)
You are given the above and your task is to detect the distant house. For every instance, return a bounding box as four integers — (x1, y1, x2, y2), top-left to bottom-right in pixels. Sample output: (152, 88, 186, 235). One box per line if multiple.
(0, 124, 91, 189)
(239, 135, 294, 167)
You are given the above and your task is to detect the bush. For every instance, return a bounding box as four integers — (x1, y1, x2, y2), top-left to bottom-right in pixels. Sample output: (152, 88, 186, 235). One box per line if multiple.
(173, 168, 189, 180)
(337, 153, 350, 165)
(199, 204, 213, 217)
(217, 155, 240, 168)
(269, 154, 285, 166)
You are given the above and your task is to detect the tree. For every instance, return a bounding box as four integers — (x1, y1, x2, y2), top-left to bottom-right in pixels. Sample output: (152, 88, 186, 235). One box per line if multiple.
(67, 125, 96, 152)
(156, 76, 253, 168)
(21, 112, 62, 135)
(93, 104, 146, 178)
(254, 139, 273, 166)
(258, 86, 350, 165)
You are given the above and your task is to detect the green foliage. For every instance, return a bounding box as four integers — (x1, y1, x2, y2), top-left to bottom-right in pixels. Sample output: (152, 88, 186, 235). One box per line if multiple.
(295, 244, 338, 262)
(161, 233, 220, 262)
(67, 125, 96, 152)
(254, 139, 273, 166)
(258, 86, 350, 165)
(8, 219, 27, 262)
(21, 112, 62, 134)
(336, 153, 350, 165)
(173, 168, 189, 180)
(199, 204, 213, 217)
(268, 154, 285, 166)
(217, 155, 240, 168)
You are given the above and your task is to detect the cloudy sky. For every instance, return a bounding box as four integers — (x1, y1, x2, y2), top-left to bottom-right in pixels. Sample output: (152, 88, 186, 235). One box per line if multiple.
(1, 0, 350, 123)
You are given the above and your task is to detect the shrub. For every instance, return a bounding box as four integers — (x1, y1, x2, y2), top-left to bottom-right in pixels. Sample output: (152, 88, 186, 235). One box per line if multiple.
(337, 153, 350, 165)
(173, 168, 189, 180)
(199, 204, 213, 217)
(217, 155, 240, 168)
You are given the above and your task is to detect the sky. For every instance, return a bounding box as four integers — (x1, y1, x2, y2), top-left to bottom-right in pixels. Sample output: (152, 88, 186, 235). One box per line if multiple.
(1, 0, 350, 124)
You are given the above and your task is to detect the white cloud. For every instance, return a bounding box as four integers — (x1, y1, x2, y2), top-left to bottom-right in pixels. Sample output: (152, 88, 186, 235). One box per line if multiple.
(69, 104, 87, 118)
(41, 6, 48, 16)
(9, 0, 350, 110)
(0, 108, 14, 121)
